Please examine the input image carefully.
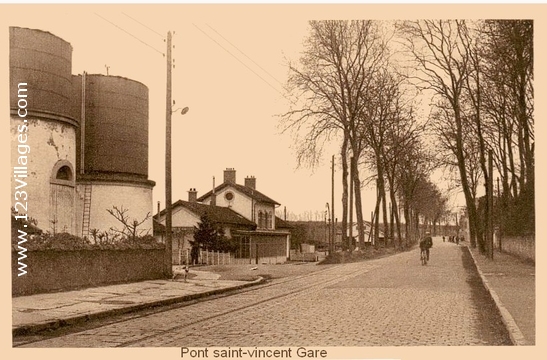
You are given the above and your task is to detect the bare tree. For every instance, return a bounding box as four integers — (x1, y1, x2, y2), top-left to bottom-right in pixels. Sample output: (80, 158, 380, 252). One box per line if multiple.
(358, 68, 417, 247)
(382, 101, 424, 247)
(107, 205, 151, 241)
(479, 20, 534, 236)
(281, 20, 388, 248)
(398, 20, 483, 247)
(397, 137, 437, 245)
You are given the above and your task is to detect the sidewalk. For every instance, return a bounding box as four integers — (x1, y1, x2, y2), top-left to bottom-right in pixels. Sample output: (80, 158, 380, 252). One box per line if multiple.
(12, 266, 264, 337)
(465, 244, 535, 345)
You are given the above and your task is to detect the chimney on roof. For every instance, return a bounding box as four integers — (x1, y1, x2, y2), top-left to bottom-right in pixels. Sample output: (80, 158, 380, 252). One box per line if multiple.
(188, 188, 198, 203)
(245, 176, 256, 190)
(224, 168, 236, 184)
(211, 176, 216, 206)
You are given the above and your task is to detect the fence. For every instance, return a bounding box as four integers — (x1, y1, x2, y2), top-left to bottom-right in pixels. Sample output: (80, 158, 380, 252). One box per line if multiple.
(200, 249, 253, 265)
(178, 249, 253, 265)
(178, 247, 287, 266)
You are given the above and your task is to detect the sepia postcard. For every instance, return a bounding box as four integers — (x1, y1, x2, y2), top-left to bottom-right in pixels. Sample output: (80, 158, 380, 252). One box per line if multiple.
(2, 2, 544, 360)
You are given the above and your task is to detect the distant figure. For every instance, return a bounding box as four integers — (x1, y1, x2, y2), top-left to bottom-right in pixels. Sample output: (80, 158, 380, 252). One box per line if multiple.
(419, 232, 433, 261)
(443, 236, 445, 242)
(456, 236, 460, 245)
(190, 245, 199, 265)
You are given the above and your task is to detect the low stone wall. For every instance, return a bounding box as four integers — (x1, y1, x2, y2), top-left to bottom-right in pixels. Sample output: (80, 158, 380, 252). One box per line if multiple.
(12, 249, 165, 296)
(496, 235, 535, 263)
(252, 255, 287, 265)
(290, 252, 319, 262)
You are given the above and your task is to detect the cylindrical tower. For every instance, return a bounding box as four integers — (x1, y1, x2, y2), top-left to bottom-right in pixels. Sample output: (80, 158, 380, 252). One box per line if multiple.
(10, 27, 155, 239)
(10, 27, 78, 234)
(77, 75, 154, 238)
(82, 74, 149, 177)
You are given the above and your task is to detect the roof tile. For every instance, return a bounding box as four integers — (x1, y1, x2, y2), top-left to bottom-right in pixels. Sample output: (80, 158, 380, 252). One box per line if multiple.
(157, 200, 256, 228)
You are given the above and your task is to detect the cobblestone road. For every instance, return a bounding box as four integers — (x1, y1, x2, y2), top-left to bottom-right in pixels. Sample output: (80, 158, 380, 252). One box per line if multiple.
(18, 238, 511, 347)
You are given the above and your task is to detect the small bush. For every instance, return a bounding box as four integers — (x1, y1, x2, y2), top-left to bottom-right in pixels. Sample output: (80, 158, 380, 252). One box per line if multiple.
(12, 232, 164, 251)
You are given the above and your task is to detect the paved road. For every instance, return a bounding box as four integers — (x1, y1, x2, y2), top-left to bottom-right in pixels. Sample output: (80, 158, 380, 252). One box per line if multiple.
(17, 238, 511, 347)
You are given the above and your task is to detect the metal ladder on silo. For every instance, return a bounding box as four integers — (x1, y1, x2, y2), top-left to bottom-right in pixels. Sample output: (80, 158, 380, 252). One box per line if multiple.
(82, 185, 92, 238)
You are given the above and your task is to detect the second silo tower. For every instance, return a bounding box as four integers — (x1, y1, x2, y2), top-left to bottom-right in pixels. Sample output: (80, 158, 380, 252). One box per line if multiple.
(76, 74, 155, 238)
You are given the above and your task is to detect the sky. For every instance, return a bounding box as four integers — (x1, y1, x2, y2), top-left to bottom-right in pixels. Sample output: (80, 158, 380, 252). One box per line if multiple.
(3, 4, 368, 221)
(4, 2, 525, 223)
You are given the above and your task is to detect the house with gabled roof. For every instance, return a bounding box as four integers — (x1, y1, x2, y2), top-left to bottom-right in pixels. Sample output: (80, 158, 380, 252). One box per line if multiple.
(155, 168, 291, 265)
(154, 197, 257, 264)
(197, 168, 280, 228)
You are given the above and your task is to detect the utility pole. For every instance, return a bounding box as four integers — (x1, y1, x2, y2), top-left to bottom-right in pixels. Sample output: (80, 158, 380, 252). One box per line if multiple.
(497, 176, 502, 251)
(325, 203, 331, 254)
(349, 157, 354, 251)
(331, 155, 335, 254)
(324, 209, 327, 247)
(488, 149, 494, 260)
(370, 211, 374, 245)
(165, 30, 173, 277)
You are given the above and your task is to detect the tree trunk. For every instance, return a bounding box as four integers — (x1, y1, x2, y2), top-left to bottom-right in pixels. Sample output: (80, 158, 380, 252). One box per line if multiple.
(389, 197, 394, 247)
(403, 204, 410, 248)
(380, 178, 388, 248)
(341, 136, 349, 250)
(414, 211, 420, 242)
(373, 178, 381, 248)
(451, 94, 479, 248)
(388, 185, 402, 248)
(352, 156, 366, 247)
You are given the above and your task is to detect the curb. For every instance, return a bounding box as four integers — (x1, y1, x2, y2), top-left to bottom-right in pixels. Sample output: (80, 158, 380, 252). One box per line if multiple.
(13, 276, 266, 337)
(465, 246, 527, 346)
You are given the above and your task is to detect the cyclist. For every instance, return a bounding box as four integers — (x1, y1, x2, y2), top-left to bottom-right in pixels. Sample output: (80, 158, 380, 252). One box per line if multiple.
(419, 232, 433, 262)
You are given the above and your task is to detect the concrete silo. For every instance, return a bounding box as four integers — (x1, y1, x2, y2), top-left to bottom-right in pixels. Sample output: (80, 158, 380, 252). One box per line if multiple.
(10, 27, 78, 234)
(10, 26, 155, 239)
(76, 74, 155, 238)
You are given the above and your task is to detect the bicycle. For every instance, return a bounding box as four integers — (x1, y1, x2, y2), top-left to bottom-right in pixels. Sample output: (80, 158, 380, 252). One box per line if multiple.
(420, 248, 428, 266)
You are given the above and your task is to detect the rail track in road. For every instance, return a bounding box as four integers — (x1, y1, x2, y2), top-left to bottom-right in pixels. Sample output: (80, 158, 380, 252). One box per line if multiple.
(118, 262, 377, 347)
(14, 262, 377, 348)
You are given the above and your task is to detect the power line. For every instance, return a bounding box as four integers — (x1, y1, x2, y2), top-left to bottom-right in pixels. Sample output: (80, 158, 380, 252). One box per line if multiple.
(206, 24, 285, 86)
(95, 13, 164, 56)
(193, 23, 290, 102)
(122, 12, 165, 39)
